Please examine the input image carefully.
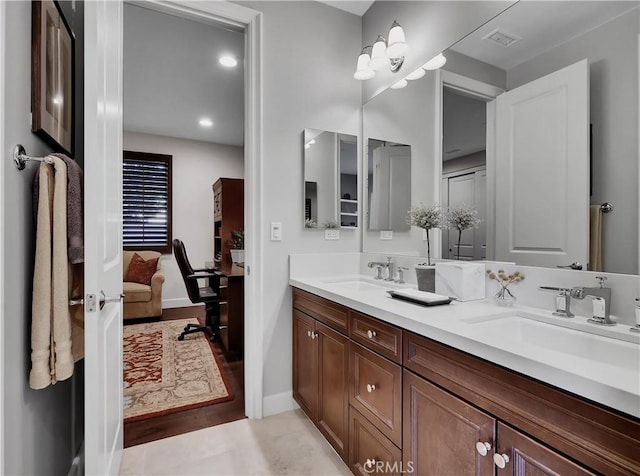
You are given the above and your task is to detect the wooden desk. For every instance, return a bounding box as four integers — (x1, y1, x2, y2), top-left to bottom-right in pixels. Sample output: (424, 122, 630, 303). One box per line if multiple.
(206, 262, 244, 357)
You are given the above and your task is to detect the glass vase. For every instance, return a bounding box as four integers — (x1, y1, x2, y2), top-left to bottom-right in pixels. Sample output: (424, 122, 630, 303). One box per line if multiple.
(494, 285, 516, 306)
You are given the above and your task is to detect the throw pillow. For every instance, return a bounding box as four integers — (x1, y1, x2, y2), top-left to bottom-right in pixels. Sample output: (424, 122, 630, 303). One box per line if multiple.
(125, 253, 159, 285)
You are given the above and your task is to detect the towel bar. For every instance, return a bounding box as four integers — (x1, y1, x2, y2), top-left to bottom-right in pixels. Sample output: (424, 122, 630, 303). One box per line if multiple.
(600, 202, 614, 213)
(13, 144, 54, 170)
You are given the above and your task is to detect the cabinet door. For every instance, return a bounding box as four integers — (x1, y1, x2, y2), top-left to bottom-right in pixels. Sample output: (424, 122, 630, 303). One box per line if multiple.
(293, 310, 318, 421)
(403, 370, 495, 476)
(495, 423, 594, 476)
(317, 321, 350, 462)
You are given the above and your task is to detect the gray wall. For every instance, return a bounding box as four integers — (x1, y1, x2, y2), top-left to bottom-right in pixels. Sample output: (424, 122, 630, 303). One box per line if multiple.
(236, 1, 362, 408)
(507, 8, 639, 275)
(361, 1, 515, 102)
(3, 2, 78, 475)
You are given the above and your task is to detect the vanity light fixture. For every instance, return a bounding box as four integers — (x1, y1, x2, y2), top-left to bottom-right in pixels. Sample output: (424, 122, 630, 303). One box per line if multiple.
(353, 20, 407, 80)
(422, 52, 447, 70)
(199, 118, 214, 127)
(219, 55, 238, 68)
(390, 79, 408, 89)
(404, 68, 426, 81)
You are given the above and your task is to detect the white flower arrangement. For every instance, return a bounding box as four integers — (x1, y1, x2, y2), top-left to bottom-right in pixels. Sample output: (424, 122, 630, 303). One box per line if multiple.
(304, 218, 317, 229)
(408, 204, 444, 266)
(322, 220, 339, 229)
(445, 205, 481, 260)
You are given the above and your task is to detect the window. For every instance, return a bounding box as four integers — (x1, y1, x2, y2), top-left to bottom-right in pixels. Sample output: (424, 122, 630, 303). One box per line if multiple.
(123, 151, 172, 254)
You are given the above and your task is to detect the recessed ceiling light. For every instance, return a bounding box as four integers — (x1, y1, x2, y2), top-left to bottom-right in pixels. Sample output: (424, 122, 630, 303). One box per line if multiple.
(219, 56, 238, 68)
(199, 118, 213, 127)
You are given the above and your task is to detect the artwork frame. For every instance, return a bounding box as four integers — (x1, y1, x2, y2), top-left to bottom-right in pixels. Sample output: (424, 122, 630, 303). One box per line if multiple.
(31, 0, 74, 155)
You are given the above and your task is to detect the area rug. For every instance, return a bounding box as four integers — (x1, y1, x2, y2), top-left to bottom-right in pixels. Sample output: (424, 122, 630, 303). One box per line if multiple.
(123, 318, 233, 422)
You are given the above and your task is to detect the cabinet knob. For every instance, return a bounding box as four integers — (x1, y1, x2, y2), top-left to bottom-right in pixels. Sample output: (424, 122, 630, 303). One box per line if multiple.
(475, 442, 492, 456)
(310, 331, 318, 340)
(366, 384, 376, 393)
(364, 458, 378, 470)
(366, 330, 377, 339)
(493, 453, 510, 469)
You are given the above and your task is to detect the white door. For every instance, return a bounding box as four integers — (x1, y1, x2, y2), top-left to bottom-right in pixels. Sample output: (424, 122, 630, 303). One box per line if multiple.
(370, 145, 411, 230)
(494, 59, 589, 268)
(84, 2, 124, 474)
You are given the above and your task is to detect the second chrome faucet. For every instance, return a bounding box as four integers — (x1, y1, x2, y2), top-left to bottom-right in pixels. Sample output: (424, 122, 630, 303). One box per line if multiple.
(540, 276, 614, 325)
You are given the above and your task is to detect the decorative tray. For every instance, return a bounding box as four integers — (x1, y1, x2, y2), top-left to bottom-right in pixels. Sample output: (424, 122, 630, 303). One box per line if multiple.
(386, 289, 453, 307)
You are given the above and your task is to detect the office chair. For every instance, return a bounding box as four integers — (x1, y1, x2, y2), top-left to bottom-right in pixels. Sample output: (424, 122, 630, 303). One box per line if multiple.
(173, 239, 223, 342)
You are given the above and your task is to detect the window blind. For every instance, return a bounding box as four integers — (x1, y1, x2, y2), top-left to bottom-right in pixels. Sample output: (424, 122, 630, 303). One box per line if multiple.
(123, 153, 172, 253)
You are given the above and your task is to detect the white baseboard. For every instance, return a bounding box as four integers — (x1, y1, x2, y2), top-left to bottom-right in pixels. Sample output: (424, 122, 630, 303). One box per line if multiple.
(162, 298, 202, 310)
(263, 391, 299, 417)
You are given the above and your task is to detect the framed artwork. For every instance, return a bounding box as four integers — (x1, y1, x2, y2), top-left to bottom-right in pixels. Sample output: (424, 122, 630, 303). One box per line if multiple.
(31, 0, 74, 155)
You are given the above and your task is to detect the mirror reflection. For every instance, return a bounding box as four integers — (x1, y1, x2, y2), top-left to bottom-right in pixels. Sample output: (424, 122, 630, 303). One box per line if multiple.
(368, 139, 411, 231)
(303, 129, 358, 229)
(362, 1, 639, 275)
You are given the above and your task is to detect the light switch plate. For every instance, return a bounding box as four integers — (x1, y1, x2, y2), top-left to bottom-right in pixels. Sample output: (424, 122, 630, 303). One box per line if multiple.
(325, 229, 340, 240)
(380, 230, 393, 240)
(270, 222, 282, 241)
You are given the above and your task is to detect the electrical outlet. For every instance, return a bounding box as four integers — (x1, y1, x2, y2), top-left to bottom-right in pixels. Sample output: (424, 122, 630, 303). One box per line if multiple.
(325, 229, 340, 240)
(380, 230, 393, 240)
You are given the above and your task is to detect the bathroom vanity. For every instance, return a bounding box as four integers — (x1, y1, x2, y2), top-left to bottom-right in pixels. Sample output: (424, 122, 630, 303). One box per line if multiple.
(290, 279, 640, 475)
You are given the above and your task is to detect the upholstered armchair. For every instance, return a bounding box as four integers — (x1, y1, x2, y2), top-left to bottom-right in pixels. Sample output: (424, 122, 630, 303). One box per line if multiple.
(123, 250, 165, 319)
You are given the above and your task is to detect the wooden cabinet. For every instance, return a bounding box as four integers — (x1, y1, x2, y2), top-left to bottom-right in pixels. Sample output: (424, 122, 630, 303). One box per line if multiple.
(292, 306, 349, 462)
(403, 369, 495, 476)
(212, 178, 243, 270)
(291, 288, 640, 476)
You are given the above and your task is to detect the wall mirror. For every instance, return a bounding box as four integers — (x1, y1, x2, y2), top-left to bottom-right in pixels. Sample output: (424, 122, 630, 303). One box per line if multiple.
(363, 1, 639, 275)
(367, 139, 411, 231)
(303, 128, 358, 229)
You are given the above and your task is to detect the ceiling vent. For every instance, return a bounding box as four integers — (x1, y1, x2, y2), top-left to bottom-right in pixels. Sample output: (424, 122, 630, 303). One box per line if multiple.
(482, 28, 522, 48)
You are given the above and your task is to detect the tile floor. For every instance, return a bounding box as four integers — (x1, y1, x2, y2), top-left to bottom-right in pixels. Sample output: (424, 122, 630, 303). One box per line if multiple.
(119, 409, 352, 475)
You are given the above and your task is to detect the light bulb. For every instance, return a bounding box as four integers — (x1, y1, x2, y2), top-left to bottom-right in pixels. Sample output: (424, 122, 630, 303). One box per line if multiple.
(353, 52, 375, 80)
(404, 68, 425, 81)
(369, 36, 389, 71)
(199, 118, 214, 127)
(386, 21, 408, 58)
(390, 79, 408, 89)
(219, 56, 238, 67)
(423, 53, 447, 70)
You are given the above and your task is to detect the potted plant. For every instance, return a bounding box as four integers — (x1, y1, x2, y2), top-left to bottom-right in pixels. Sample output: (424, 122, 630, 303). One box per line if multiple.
(408, 204, 443, 292)
(228, 229, 244, 264)
(445, 205, 481, 260)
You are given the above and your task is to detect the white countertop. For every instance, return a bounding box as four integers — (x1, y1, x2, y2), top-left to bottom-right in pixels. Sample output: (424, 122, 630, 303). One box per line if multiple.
(290, 275, 640, 419)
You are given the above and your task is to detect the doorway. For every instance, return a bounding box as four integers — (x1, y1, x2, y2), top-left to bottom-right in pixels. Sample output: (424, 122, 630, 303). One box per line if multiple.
(121, 3, 246, 447)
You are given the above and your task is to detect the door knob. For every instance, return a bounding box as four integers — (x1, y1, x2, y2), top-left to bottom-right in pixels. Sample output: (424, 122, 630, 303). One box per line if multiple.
(493, 453, 510, 469)
(557, 262, 583, 270)
(475, 441, 492, 456)
(99, 290, 125, 310)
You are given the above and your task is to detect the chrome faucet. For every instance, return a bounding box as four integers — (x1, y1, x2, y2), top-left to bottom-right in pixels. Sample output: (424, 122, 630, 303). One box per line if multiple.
(540, 276, 613, 325)
(571, 276, 614, 326)
(367, 257, 394, 281)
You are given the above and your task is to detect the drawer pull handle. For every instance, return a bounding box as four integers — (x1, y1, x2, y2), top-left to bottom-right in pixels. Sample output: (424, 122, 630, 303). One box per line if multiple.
(493, 453, 509, 469)
(476, 442, 491, 456)
(366, 384, 376, 393)
(366, 330, 377, 339)
(364, 458, 378, 469)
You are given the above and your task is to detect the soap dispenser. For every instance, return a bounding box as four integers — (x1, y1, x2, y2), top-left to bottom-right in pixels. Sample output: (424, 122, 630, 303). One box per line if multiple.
(632, 299, 640, 333)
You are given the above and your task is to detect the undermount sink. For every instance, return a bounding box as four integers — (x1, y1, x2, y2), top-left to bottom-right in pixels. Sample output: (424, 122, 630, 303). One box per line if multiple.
(463, 311, 640, 371)
(320, 275, 404, 291)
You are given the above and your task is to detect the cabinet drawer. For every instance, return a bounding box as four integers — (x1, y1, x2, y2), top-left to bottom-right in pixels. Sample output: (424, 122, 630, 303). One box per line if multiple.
(350, 311, 402, 363)
(350, 343, 402, 447)
(350, 408, 402, 476)
(292, 288, 349, 334)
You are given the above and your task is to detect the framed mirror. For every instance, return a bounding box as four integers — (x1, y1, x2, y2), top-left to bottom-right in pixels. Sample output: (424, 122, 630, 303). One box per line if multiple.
(303, 128, 358, 229)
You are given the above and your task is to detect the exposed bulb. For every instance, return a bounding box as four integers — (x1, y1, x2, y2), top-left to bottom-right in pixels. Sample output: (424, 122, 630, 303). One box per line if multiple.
(422, 53, 447, 70)
(390, 79, 408, 89)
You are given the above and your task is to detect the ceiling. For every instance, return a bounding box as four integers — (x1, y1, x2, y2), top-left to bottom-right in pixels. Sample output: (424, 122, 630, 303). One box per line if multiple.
(123, 4, 244, 146)
(318, 1, 375, 16)
(450, 1, 638, 70)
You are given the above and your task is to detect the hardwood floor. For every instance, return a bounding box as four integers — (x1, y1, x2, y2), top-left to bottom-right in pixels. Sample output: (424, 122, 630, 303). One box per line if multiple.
(123, 306, 245, 448)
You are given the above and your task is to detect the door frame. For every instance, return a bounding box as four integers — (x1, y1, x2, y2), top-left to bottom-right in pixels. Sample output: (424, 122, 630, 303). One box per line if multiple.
(0, 1, 5, 472)
(434, 70, 503, 261)
(96, 0, 264, 419)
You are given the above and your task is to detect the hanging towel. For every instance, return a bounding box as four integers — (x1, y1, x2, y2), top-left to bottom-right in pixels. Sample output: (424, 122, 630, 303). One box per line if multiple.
(589, 205, 603, 272)
(30, 156, 84, 390)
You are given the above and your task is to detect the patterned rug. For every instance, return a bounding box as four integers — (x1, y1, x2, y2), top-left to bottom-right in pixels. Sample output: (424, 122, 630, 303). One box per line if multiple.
(123, 318, 233, 422)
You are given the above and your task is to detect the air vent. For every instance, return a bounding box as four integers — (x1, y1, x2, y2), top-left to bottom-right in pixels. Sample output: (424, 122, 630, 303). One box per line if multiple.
(482, 28, 522, 48)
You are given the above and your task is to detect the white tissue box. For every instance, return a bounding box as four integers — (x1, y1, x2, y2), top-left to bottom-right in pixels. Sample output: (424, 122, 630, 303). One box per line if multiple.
(435, 262, 486, 301)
